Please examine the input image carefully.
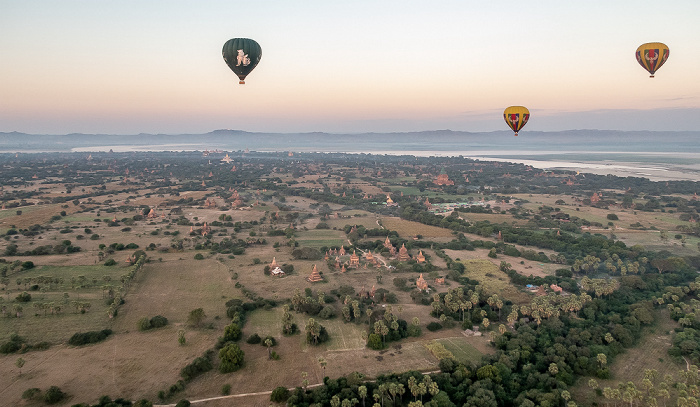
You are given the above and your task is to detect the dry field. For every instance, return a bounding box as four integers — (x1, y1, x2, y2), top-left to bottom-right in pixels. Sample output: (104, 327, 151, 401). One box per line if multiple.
(380, 217, 456, 239)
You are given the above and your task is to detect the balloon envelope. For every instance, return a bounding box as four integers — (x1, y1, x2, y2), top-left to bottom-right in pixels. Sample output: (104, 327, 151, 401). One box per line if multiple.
(636, 42, 669, 78)
(503, 106, 530, 136)
(222, 38, 262, 84)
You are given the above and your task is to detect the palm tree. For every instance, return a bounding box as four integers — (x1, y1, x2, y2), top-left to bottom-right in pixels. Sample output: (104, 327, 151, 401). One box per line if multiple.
(358, 385, 367, 407)
(318, 357, 327, 375)
(265, 338, 273, 359)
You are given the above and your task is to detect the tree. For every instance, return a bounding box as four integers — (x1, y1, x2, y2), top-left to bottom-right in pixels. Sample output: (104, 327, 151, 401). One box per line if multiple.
(178, 329, 186, 345)
(265, 338, 273, 359)
(306, 318, 321, 345)
(223, 322, 242, 342)
(15, 357, 25, 375)
(218, 343, 244, 373)
(597, 353, 607, 369)
(358, 385, 367, 407)
(318, 356, 327, 376)
(270, 386, 290, 403)
(188, 308, 206, 328)
(43, 386, 66, 404)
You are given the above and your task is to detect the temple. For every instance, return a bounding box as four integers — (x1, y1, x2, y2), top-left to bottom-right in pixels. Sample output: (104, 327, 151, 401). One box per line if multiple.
(416, 274, 428, 291)
(434, 168, 454, 185)
(307, 265, 323, 283)
(349, 250, 360, 268)
(397, 243, 410, 262)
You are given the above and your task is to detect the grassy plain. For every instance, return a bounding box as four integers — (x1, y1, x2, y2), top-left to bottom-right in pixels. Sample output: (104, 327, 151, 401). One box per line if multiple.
(446, 255, 532, 304)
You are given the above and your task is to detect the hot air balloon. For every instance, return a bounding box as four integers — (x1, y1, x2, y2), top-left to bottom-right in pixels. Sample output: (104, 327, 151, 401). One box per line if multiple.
(503, 106, 530, 136)
(636, 42, 669, 78)
(222, 38, 262, 84)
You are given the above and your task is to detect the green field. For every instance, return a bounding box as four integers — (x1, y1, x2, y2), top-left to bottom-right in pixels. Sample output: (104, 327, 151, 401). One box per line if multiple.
(295, 229, 346, 248)
(436, 336, 485, 365)
(458, 258, 530, 303)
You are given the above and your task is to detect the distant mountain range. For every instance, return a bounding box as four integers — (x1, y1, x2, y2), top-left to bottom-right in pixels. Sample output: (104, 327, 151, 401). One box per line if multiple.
(0, 129, 698, 154)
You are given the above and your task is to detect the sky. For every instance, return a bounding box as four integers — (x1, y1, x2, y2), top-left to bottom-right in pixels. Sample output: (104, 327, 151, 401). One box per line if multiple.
(1, 0, 699, 135)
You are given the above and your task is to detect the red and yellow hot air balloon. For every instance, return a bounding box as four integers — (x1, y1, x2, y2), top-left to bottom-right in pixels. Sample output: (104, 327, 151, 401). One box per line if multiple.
(503, 106, 529, 136)
(636, 42, 669, 78)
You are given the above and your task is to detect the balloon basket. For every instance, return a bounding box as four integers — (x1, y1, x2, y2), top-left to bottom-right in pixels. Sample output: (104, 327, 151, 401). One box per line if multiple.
(514, 133, 519, 137)
(239, 80, 245, 84)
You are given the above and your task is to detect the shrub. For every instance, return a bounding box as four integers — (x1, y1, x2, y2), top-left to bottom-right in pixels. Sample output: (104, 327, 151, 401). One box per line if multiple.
(68, 329, 113, 346)
(606, 213, 619, 220)
(137, 317, 152, 331)
(150, 315, 168, 328)
(221, 384, 231, 395)
(246, 333, 262, 344)
(270, 386, 290, 403)
(0, 334, 26, 354)
(104, 258, 117, 266)
(426, 322, 443, 331)
(15, 291, 31, 302)
(367, 333, 383, 350)
(22, 387, 42, 400)
(175, 400, 190, 407)
(180, 352, 213, 381)
(194, 253, 204, 260)
(318, 305, 336, 319)
(222, 323, 242, 342)
(218, 343, 245, 373)
(43, 386, 66, 404)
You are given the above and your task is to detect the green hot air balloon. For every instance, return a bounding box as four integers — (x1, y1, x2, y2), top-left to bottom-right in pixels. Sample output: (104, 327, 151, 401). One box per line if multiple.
(222, 38, 262, 84)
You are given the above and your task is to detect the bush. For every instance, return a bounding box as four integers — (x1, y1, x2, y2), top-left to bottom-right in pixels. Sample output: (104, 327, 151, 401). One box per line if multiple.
(318, 305, 336, 319)
(15, 291, 31, 302)
(218, 343, 245, 373)
(180, 353, 213, 381)
(137, 317, 152, 331)
(367, 333, 383, 350)
(194, 253, 204, 260)
(270, 386, 290, 403)
(0, 334, 26, 354)
(246, 333, 262, 344)
(426, 322, 443, 331)
(150, 315, 168, 328)
(222, 323, 242, 342)
(68, 329, 112, 346)
(175, 400, 191, 407)
(606, 213, 619, 220)
(22, 387, 42, 400)
(43, 386, 66, 404)
(221, 384, 231, 395)
(104, 258, 117, 266)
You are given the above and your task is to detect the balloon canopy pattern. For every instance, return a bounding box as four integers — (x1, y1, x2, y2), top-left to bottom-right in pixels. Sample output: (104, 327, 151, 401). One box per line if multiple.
(222, 38, 262, 84)
(635, 42, 669, 78)
(503, 106, 530, 136)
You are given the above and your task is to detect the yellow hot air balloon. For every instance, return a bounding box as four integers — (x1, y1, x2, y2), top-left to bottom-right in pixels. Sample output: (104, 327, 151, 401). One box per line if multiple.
(636, 42, 669, 78)
(503, 106, 530, 136)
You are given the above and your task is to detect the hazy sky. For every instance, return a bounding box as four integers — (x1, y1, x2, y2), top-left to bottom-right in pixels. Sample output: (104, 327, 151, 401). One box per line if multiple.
(1, 1, 699, 134)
